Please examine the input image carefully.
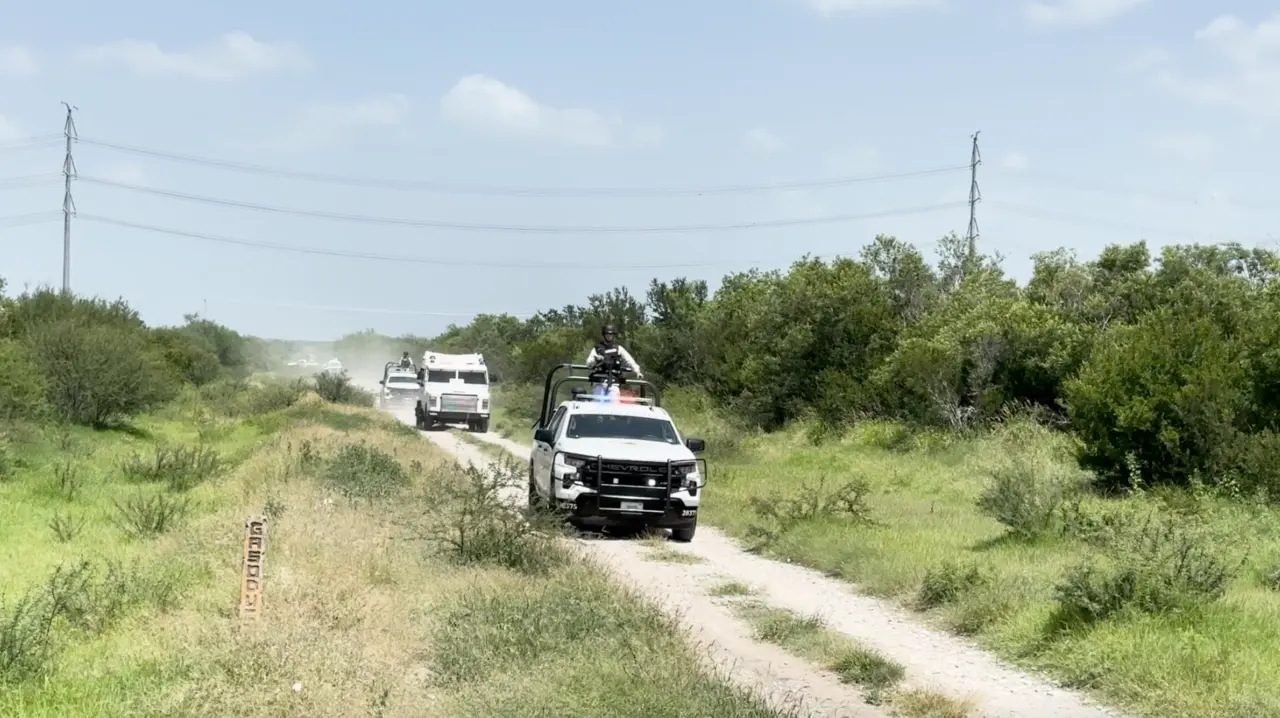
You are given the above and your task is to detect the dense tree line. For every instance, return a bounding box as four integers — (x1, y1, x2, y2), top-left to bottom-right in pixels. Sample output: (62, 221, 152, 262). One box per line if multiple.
(400, 233, 1280, 497)
(0, 283, 268, 428)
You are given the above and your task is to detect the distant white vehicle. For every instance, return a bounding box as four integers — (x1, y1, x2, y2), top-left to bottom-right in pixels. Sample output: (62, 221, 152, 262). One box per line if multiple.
(287, 355, 319, 368)
(413, 351, 490, 433)
(377, 361, 421, 411)
(324, 358, 344, 372)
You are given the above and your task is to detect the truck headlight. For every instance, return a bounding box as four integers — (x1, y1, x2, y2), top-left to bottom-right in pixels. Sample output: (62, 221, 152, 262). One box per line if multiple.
(554, 453, 587, 473)
(481, 399, 489, 410)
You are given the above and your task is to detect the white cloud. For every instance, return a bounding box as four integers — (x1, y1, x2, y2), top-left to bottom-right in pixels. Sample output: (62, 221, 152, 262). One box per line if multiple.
(743, 127, 784, 154)
(440, 74, 660, 148)
(0, 115, 23, 142)
(1144, 131, 1216, 161)
(1151, 14, 1280, 118)
(74, 31, 306, 81)
(283, 94, 409, 149)
(0, 46, 37, 76)
(804, 0, 944, 15)
(1025, 0, 1146, 27)
(1001, 152, 1030, 171)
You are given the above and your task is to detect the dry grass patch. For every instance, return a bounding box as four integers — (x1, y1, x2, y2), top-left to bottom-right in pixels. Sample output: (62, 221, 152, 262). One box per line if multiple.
(1, 411, 790, 718)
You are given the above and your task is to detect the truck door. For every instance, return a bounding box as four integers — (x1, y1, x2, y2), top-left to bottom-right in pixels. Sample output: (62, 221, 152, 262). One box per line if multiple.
(534, 407, 567, 497)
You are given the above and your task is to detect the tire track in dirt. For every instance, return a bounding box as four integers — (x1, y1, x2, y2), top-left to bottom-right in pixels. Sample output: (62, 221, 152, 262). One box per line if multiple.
(395, 410, 888, 718)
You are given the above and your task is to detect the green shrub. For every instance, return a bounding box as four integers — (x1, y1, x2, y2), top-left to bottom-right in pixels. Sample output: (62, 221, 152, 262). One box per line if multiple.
(197, 378, 307, 417)
(119, 443, 224, 491)
(314, 370, 374, 407)
(413, 460, 563, 574)
(151, 326, 222, 386)
(0, 340, 47, 423)
(977, 451, 1087, 539)
(113, 494, 190, 538)
(917, 560, 993, 609)
(744, 475, 876, 551)
(321, 442, 409, 500)
(0, 558, 185, 683)
(1053, 514, 1243, 624)
(28, 320, 176, 427)
(1064, 302, 1251, 491)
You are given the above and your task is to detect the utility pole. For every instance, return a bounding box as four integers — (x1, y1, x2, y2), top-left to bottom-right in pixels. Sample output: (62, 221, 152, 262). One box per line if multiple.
(60, 102, 78, 294)
(965, 131, 981, 264)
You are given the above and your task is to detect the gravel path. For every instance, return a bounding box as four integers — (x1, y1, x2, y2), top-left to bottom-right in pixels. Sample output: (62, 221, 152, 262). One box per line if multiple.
(390, 404, 1126, 718)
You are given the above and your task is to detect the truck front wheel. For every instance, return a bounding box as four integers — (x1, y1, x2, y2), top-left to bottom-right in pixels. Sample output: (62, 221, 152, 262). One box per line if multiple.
(527, 465, 543, 508)
(474, 417, 490, 433)
(670, 522, 697, 543)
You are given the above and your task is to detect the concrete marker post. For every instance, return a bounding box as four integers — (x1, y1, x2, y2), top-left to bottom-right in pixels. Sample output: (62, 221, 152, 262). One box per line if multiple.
(239, 515, 268, 620)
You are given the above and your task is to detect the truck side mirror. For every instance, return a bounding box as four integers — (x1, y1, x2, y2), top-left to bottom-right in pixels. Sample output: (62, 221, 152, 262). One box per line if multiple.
(685, 438, 705, 453)
(534, 427, 555, 444)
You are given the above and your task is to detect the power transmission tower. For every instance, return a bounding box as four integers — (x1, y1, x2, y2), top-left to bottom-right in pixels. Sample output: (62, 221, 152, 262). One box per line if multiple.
(965, 131, 981, 262)
(60, 102, 78, 294)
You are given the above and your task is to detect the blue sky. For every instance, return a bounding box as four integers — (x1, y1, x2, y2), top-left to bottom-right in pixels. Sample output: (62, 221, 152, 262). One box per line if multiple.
(2, 0, 1278, 340)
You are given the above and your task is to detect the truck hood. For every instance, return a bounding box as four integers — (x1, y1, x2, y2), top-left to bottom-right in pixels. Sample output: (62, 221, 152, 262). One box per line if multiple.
(557, 437, 694, 464)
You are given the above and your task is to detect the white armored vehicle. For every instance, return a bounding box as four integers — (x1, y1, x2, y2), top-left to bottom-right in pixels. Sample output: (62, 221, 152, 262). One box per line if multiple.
(412, 351, 491, 432)
(377, 361, 421, 411)
(527, 363, 707, 542)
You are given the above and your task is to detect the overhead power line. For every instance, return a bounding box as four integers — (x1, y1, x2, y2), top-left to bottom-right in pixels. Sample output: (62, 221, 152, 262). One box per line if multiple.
(77, 176, 966, 233)
(0, 135, 62, 152)
(988, 167, 1279, 212)
(988, 199, 1269, 243)
(77, 213, 941, 269)
(0, 211, 63, 229)
(76, 136, 970, 197)
(207, 298, 537, 318)
(0, 173, 62, 189)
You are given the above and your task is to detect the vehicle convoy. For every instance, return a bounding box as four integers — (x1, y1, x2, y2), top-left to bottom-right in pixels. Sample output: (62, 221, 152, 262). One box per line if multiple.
(528, 363, 707, 542)
(412, 351, 491, 432)
(377, 361, 421, 411)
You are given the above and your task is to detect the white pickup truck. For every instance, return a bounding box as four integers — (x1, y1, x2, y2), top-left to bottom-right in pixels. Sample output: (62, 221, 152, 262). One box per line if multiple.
(527, 363, 706, 542)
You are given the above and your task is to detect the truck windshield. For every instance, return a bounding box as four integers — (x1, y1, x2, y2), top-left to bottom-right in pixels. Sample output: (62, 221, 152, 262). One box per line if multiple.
(458, 370, 487, 385)
(565, 414, 680, 444)
(426, 370, 454, 382)
(387, 376, 418, 386)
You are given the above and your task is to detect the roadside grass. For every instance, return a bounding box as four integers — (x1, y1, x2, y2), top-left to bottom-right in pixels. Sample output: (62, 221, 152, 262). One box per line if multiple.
(0, 388, 792, 718)
(708, 580, 756, 597)
(487, 384, 1280, 718)
(452, 430, 509, 461)
(639, 536, 704, 564)
(652, 386, 1280, 718)
(735, 602, 971, 715)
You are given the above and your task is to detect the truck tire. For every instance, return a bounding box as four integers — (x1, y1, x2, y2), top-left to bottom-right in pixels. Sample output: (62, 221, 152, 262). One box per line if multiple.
(527, 465, 542, 508)
(475, 417, 490, 433)
(670, 522, 697, 543)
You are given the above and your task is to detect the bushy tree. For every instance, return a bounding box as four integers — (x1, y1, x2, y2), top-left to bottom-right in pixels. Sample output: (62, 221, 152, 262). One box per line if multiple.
(30, 319, 177, 427)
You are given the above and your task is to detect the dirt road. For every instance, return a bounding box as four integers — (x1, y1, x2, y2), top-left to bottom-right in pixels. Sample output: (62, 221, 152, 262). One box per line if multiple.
(388, 403, 1124, 718)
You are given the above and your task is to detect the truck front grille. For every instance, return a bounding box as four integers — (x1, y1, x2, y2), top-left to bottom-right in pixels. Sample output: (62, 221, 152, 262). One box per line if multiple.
(440, 394, 479, 412)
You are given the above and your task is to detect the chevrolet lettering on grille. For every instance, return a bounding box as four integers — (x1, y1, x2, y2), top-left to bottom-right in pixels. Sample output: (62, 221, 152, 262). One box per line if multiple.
(604, 463, 656, 473)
